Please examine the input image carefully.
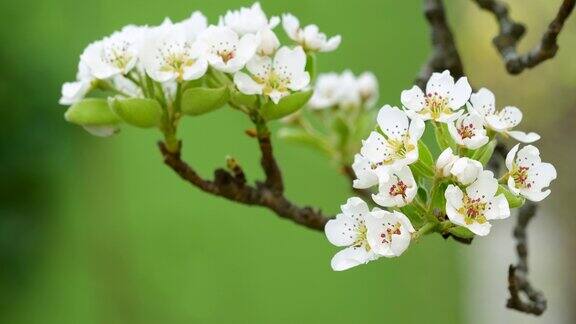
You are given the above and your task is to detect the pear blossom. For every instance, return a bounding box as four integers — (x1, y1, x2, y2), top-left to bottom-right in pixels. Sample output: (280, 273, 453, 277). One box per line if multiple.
(281, 13, 341, 52)
(447, 113, 489, 149)
(445, 170, 510, 236)
(233, 46, 310, 104)
(81, 25, 147, 79)
(401, 70, 471, 123)
(220, 2, 279, 36)
(468, 88, 540, 143)
(337, 71, 362, 108)
(308, 72, 342, 109)
(357, 72, 379, 108)
(450, 157, 483, 185)
(325, 197, 378, 271)
(141, 19, 208, 82)
(352, 106, 425, 188)
(172, 11, 208, 40)
(436, 148, 459, 177)
(372, 166, 417, 208)
(59, 62, 94, 105)
(198, 26, 259, 73)
(365, 209, 415, 257)
(505, 144, 557, 202)
(256, 29, 280, 56)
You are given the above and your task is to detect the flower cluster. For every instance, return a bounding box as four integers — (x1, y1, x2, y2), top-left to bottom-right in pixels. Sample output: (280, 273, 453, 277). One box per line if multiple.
(325, 70, 557, 271)
(308, 70, 379, 110)
(59, 2, 340, 138)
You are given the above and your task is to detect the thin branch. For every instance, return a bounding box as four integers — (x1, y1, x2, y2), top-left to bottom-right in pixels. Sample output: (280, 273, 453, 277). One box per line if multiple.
(506, 201, 547, 315)
(471, 0, 576, 74)
(257, 131, 284, 194)
(159, 141, 330, 231)
(416, 0, 465, 88)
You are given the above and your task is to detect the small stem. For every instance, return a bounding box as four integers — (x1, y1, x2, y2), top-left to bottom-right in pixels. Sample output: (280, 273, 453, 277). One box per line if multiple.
(412, 222, 438, 241)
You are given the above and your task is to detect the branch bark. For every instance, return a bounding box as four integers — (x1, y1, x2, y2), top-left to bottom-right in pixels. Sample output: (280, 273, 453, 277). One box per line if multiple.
(159, 141, 330, 231)
(416, 0, 465, 88)
(471, 0, 576, 74)
(506, 201, 547, 315)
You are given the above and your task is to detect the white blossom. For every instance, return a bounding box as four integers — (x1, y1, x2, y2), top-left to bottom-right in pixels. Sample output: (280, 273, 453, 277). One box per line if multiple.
(59, 62, 94, 105)
(450, 157, 483, 185)
(256, 29, 280, 56)
(220, 2, 279, 36)
(468, 88, 540, 143)
(372, 166, 417, 208)
(365, 209, 415, 258)
(447, 112, 489, 149)
(308, 72, 342, 109)
(325, 197, 378, 271)
(505, 144, 557, 202)
(352, 106, 425, 188)
(445, 170, 510, 236)
(281, 13, 341, 52)
(436, 148, 459, 177)
(81, 25, 147, 79)
(198, 26, 259, 73)
(141, 19, 208, 82)
(233, 46, 310, 104)
(401, 70, 471, 123)
(357, 72, 379, 108)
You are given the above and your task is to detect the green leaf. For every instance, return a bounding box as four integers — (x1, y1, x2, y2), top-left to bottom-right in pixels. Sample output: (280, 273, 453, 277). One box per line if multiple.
(229, 88, 258, 110)
(260, 90, 313, 121)
(332, 115, 350, 150)
(417, 187, 428, 202)
(399, 205, 424, 228)
(410, 162, 434, 180)
(471, 139, 496, 166)
(64, 98, 121, 126)
(180, 86, 229, 116)
(434, 123, 456, 151)
(278, 127, 330, 154)
(305, 53, 317, 81)
(448, 226, 475, 239)
(497, 185, 525, 208)
(418, 140, 434, 169)
(430, 182, 448, 212)
(109, 98, 163, 128)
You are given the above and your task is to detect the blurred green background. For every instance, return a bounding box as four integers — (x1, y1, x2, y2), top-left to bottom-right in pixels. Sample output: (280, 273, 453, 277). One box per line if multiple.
(0, 1, 574, 323)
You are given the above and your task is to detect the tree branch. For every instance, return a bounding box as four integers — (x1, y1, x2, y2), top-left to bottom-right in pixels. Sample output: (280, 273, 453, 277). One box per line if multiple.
(471, 0, 576, 74)
(416, 0, 465, 88)
(159, 141, 330, 231)
(506, 201, 547, 315)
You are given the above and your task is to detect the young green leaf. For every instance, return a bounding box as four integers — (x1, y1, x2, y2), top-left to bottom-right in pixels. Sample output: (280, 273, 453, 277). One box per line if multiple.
(305, 53, 317, 81)
(229, 88, 258, 110)
(109, 98, 163, 128)
(64, 98, 121, 126)
(180, 86, 230, 116)
(497, 184, 525, 208)
(260, 90, 313, 121)
(434, 123, 456, 151)
(418, 140, 434, 170)
(278, 127, 331, 154)
(448, 226, 475, 239)
(471, 139, 496, 166)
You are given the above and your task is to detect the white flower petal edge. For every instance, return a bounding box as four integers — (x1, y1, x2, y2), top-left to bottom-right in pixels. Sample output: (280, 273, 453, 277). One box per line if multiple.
(365, 209, 415, 257)
(233, 46, 309, 104)
(505, 144, 557, 202)
(468, 88, 540, 143)
(281, 13, 341, 52)
(325, 197, 378, 271)
(372, 166, 417, 208)
(445, 170, 510, 236)
(220, 2, 279, 36)
(59, 62, 94, 105)
(400, 70, 471, 123)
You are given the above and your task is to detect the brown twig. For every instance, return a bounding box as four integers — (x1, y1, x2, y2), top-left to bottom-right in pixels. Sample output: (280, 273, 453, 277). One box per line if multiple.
(159, 141, 330, 231)
(416, 0, 465, 88)
(471, 0, 576, 74)
(506, 201, 547, 315)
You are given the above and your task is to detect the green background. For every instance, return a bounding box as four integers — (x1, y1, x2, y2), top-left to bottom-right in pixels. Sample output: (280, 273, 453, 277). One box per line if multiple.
(2, 0, 573, 323)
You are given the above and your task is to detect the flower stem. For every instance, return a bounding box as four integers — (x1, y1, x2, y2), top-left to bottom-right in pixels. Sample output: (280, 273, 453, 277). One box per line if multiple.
(412, 222, 437, 241)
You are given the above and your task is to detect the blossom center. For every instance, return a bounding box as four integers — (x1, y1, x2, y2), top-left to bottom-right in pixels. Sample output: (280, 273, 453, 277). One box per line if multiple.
(389, 179, 408, 200)
(386, 136, 415, 161)
(255, 71, 290, 96)
(511, 165, 531, 189)
(380, 222, 402, 244)
(104, 42, 132, 70)
(423, 93, 451, 120)
(218, 50, 235, 63)
(353, 223, 371, 252)
(457, 123, 475, 139)
(157, 45, 196, 80)
(458, 195, 487, 225)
